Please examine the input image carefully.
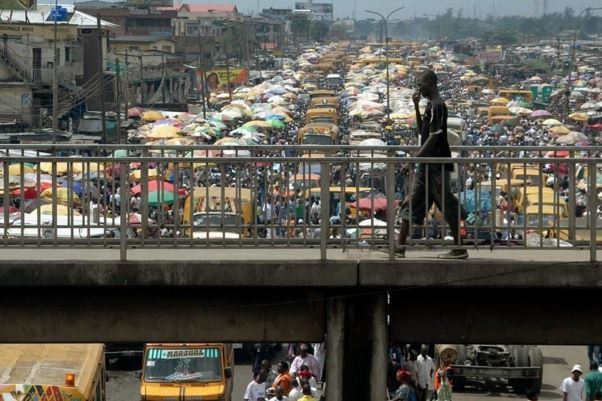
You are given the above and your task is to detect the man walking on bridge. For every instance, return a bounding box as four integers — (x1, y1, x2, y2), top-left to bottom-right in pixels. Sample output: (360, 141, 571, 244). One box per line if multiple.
(397, 69, 467, 259)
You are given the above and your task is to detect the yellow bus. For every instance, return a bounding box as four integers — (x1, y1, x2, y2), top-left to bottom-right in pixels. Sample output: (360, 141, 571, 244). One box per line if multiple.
(498, 89, 533, 103)
(183, 187, 253, 238)
(0, 344, 106, 401)
(140, 343, 234, 401)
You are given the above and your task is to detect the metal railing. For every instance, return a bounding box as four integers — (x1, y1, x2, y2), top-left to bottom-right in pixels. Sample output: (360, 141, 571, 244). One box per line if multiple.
(0, 145, 600, 262)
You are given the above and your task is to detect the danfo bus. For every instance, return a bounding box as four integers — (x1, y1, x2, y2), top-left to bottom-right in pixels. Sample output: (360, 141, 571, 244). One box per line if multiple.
(0, 344, 106, 401)
(140, 343, 234, 401)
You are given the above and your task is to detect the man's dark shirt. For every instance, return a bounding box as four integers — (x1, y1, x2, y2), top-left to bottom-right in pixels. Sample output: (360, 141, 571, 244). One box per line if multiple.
(420, 99, 453, 171)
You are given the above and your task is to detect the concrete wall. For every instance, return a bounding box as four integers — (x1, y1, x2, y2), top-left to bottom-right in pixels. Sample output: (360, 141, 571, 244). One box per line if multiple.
(0, 83, 32, 125)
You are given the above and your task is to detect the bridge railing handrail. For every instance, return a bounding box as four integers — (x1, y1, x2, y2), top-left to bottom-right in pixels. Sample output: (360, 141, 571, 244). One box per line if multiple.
(0, 146, 599, 262)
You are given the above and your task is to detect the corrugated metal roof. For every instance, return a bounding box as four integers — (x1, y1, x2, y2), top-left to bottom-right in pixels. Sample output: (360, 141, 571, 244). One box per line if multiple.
(0, 7, 119, 28)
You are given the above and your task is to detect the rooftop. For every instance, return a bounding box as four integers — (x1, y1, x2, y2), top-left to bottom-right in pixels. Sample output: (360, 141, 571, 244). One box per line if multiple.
(112, 35, 175, 42)
(0, 6, 119, 28)
(178, 3, 238, 14)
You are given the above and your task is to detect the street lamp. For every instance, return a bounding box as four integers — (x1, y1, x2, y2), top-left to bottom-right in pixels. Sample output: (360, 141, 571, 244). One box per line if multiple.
(365, 6, 405, 122)
(564, 7, 602, 119)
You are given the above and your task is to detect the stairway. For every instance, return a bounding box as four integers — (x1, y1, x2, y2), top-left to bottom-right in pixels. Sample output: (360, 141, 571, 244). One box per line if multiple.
(0, 45, 32, 83)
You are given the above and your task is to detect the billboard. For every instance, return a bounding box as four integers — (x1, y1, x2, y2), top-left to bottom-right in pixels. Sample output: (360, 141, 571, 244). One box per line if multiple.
(294, 1, 333, 21)
(125, 0, 173, 8)
(195, 68, 249, 92)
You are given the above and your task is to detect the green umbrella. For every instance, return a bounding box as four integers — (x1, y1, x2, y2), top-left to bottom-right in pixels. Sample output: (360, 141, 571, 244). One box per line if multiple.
(148, 190, 175, 206)
(269, 119, 285, 129)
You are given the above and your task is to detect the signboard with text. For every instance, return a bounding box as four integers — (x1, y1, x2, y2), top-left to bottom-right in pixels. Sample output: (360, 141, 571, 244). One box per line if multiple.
(126, 0, 173, 8)
(195, 68, 249, 92)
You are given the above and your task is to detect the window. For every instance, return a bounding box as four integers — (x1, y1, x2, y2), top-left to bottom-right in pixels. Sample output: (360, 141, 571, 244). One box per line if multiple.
(65, 46, 70, 62)
(162, 45, 172, 52)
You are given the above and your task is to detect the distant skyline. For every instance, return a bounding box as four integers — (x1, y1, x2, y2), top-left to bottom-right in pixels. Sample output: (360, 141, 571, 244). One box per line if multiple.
(219, 0, 602, 19)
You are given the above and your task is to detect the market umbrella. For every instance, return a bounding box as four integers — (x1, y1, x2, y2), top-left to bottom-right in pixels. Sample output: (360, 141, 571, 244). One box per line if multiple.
(268, 119, 286, 129)
(545, 150, 570, 158)
(39, 187, 81, 207)
(148, 189, 175, 206)
(530, 110, 552, 118)
(509, 107, 533, 116)
(130, 180, 175, 196)
(555, 135, 575, 145)
(2, 163, 36, 177)
(243, 120, 273, 129)
(31, 204, 82, 216)
(490, 97, 510, 105)
(149, 125, 179, 139)
(129, 168, 160, 181)
(569, 112, 588, 122)
(142, 110, 165, 122)
(549, 125, 570, 135)
(356, 196, 388, 212)
(10, 181, 54, 200)
(542, 118, 562, 127)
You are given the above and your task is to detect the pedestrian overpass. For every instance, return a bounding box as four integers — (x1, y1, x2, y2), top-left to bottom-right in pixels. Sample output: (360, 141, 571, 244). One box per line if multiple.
(0, 145, 600, 401)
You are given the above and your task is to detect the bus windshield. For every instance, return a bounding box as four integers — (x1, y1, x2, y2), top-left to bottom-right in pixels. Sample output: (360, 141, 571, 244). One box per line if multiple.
(303, 135, 334, 145)
(144, 347, 223, 383)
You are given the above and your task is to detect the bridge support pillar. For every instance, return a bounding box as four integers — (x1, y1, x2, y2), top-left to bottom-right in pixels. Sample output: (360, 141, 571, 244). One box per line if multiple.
(341, 292, 388, 401)
(326, 297, 344, 401)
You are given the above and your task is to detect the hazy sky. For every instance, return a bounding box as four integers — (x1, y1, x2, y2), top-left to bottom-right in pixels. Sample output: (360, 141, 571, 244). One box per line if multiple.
(218, 0, 602, 19)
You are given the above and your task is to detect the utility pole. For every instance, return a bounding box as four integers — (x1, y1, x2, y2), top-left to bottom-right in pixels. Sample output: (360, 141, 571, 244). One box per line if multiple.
(52, 2, 59, 143)
(97, 15, 107, 144)
(224, 39, 232, 102)
(115, 58, 121, 144)
(197, 25, 207, 118)
(161, 54, 166, 105)
(139, 54, 144, 105)
(124, 50, 129, 123)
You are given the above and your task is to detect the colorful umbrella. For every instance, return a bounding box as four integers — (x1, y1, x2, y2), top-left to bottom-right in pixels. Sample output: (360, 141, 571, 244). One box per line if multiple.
(39, 187, 81, 207)
(130, 180, 175, 196)
(530, 110, 552, 118)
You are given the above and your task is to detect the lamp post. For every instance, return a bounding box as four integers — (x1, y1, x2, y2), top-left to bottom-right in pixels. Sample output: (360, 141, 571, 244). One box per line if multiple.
(564, 7, 602, 119)
(365, 7, 405, 122)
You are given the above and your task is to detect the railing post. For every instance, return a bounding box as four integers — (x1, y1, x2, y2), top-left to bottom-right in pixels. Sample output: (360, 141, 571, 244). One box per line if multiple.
(589, 162, 597, 264)
(320, 161, 329, 261)
(386, 159, 396, 261)
(569, 151, 576, 242)
(120, 162, 128, 262)
(141, 148, 149, 242)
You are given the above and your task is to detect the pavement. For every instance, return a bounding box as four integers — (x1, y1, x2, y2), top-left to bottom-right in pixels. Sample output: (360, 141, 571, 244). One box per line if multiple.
(0, 246, 598, 262)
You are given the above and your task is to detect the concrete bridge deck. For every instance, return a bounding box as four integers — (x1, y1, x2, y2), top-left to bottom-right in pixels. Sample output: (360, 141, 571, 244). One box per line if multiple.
(0, 247, 599, 288)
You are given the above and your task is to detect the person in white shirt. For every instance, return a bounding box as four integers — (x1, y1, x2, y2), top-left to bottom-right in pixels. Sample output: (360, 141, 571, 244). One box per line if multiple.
(245, 371, 267, 401)
(416, 345, 435, 401)
(268, 386, 289, 401)
(561, 364, 585, 401)
(290, 344, 321, 381)
(288, 379, 302, 401)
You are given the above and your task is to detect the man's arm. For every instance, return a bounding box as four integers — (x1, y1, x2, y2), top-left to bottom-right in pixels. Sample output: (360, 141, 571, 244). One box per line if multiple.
(413, 92, 423, 134)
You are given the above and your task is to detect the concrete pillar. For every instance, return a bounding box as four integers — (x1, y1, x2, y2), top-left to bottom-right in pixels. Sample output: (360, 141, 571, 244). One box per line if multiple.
(326, 297, 344, 401)
(342, 292, 388, 401)
(370, 294, 388, 401)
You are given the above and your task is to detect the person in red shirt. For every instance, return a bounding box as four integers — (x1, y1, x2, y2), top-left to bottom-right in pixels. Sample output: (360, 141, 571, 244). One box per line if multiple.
(272, 361, 293, 395)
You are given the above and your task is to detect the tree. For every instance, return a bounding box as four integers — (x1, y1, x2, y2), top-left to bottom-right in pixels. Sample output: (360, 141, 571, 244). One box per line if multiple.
(291, 14, 309, 44)
(310, 21, 330, 43)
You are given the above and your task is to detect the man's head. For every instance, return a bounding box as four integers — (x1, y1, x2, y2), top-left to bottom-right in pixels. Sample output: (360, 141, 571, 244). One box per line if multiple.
(300, 344, 309, 357)
(261, 359, 271, 370)
(256, 370, 268, 384)
(275, 386, 285, 399)
(277, 360, 289, 374)
(266, 388, 276, 399)
(420, 344, 429, 357)
(290, 378, 299, 389)
(416, 69, 438, 99)
(571, 364, 583, 380)
(301, 383, 312, 396)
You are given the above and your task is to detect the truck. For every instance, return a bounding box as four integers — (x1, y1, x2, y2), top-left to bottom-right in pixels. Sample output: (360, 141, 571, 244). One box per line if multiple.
(140, 343, 234, 401)
(435, 344, 543, 394)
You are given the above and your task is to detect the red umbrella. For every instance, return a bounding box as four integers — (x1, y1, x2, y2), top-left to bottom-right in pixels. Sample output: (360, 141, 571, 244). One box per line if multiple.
(0, 206, 18, 214)
(545, 150, 570, 158)
(130, 180, 174, 195)
(357, 197, 388, 212)
(10, 182, 55, 199)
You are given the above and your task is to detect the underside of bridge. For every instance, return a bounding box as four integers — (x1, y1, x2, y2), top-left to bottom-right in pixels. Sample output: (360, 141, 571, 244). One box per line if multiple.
(1, 258, 600, 401)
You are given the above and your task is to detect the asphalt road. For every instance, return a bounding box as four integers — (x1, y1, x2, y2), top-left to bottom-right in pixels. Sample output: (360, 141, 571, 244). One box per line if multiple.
(107, 345, 588, 401)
